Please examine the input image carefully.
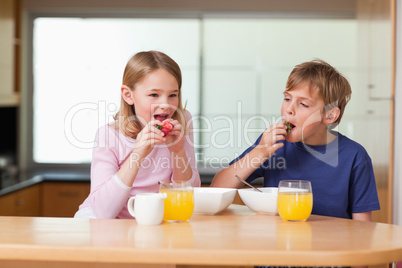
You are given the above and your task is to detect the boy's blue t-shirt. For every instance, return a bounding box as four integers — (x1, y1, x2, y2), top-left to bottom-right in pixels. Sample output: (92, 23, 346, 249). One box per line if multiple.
(230, 131, 380, 219)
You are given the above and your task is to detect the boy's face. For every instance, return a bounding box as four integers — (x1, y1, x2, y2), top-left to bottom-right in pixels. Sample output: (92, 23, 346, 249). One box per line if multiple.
(281, 84, 328, 145)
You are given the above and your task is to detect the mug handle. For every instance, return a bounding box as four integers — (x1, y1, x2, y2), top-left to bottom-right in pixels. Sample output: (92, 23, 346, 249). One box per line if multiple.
(127, 196, 136, 218)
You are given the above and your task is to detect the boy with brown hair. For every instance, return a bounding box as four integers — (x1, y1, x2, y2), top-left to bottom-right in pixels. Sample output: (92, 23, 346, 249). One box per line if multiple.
(211, 59, 380, 221)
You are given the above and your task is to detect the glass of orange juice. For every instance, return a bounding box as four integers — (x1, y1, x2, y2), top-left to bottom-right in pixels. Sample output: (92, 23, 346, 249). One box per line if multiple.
(277, 180, 313, 222)
(159, 180, 194, 222)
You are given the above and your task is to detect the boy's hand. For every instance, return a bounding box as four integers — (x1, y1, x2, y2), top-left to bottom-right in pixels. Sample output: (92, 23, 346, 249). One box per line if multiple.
(257, 123, 287, 158)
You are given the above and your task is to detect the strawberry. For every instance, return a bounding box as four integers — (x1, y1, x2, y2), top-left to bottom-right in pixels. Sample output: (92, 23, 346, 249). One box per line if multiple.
(162, 121, 174, 131)
(156, 121, 174, 136)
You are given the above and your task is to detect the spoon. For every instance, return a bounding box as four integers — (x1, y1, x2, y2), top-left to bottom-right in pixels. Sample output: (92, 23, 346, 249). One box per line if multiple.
(235, 175, 263, 192)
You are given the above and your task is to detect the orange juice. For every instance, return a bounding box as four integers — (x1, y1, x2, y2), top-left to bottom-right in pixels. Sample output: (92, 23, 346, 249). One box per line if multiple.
(159, 188, 194, 221)
(277, 192, 313, 221)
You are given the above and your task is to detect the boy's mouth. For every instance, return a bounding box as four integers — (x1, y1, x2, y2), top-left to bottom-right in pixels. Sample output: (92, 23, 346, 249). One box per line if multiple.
(154, 114, 169, 122)
(284, 122, 295, 133)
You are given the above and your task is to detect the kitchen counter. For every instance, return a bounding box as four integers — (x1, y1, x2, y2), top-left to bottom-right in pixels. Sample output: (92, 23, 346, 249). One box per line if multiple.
(0, 169, 262, 198)
(0, 204, 402, 267)
(0, 170, 227, 197)
(0, 170, 90, 197)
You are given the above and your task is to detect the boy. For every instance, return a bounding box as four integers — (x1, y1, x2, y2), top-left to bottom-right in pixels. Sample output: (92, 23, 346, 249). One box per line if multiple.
(211, 59, 380, 221)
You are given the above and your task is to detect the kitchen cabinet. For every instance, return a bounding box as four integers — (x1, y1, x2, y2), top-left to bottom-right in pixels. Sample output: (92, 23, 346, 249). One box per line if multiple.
(0, 181, 90, 217)
(0, 0, 19, 106)
(355, 0, 393, 224)
(357, 0, 393, 103)
(41, 181, 90, 217)
(0, 184, 40, 216)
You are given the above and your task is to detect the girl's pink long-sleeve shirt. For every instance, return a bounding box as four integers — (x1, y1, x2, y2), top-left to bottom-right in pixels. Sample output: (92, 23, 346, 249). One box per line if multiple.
(76, 111, 201, 219)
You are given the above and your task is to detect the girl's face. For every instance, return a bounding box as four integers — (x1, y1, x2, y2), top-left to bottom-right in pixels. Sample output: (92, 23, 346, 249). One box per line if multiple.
(127, 68, 179, 125)
(281, 84, 328, 146)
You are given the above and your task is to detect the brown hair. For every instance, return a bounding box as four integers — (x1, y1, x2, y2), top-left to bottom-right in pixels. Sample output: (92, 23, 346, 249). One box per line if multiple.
(286, 59, 352, 128)
(113, 51, 187, 138)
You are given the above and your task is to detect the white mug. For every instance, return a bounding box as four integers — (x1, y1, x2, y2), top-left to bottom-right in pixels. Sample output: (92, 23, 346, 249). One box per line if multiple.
(127, 193, 167, 225)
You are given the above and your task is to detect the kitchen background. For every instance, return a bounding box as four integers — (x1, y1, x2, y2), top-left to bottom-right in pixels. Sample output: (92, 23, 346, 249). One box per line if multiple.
(0, 0, 400, 225)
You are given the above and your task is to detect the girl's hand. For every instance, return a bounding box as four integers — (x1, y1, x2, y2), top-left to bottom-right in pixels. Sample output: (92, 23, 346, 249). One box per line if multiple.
(257, 123, 287, 158)
(162, 119, 185, 153)
(133, 120, 166, 159)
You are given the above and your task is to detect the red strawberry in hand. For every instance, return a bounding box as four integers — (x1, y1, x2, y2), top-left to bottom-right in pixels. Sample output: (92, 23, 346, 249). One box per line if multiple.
(156, 121, 174, 136)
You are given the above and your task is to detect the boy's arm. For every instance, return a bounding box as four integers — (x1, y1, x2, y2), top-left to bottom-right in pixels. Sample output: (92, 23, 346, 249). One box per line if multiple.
(210, 147, 270, 188)
(211, 123, 286, 188)
(352, 211, 373, 222)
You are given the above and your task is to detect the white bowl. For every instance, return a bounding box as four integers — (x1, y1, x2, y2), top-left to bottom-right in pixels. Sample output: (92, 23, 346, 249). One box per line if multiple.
(238, 187, 278, 215)
(193, 187, 237, 215)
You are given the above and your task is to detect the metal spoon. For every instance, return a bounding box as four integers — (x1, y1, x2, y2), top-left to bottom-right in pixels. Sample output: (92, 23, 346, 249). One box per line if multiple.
(235, 175, 263, 192)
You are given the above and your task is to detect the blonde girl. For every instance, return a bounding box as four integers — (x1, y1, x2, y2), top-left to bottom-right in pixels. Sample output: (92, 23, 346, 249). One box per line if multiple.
(75, 51, 201, 219)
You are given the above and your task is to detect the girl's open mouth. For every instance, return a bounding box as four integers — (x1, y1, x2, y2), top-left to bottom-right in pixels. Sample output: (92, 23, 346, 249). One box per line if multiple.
(154, 114, 169, 122)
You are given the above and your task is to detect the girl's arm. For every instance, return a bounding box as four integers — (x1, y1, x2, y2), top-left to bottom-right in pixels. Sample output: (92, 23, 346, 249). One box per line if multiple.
(117, 121, 166, 187)
(169, 111, 200, 186)
(211, 123, 286, 188)
(87, 122, 165, 219)
(87, 126, 132, 218)
(171, 148, 193, 182)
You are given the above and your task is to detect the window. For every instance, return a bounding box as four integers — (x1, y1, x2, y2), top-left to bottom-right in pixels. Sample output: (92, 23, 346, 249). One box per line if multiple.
(200, 19, 357, 169)
(33, 18, 200, 163)
(32, 17, 357, 171)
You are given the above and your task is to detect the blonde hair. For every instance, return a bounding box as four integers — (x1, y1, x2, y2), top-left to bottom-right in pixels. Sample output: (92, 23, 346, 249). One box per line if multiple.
(113, 51, 187, 138)
(286, 59, 352, 128)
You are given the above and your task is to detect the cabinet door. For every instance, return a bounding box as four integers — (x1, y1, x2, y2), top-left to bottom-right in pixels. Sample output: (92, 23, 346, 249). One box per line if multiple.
(41, 182, 90, 217)
(0, 0, 18, 105)
(356, 0, 393, 224)
(0, 184, 40, 216)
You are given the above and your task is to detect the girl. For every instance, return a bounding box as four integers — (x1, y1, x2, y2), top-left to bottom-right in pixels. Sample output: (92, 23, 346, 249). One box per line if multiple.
(75, 51, 201, 219)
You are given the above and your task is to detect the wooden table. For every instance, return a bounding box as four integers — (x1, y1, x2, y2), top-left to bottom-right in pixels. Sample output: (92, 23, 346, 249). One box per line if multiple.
(1, 204, 402, 268)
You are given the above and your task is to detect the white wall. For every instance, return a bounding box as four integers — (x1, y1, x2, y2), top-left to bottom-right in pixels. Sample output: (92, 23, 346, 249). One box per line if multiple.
(394, 0, 402, 226)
